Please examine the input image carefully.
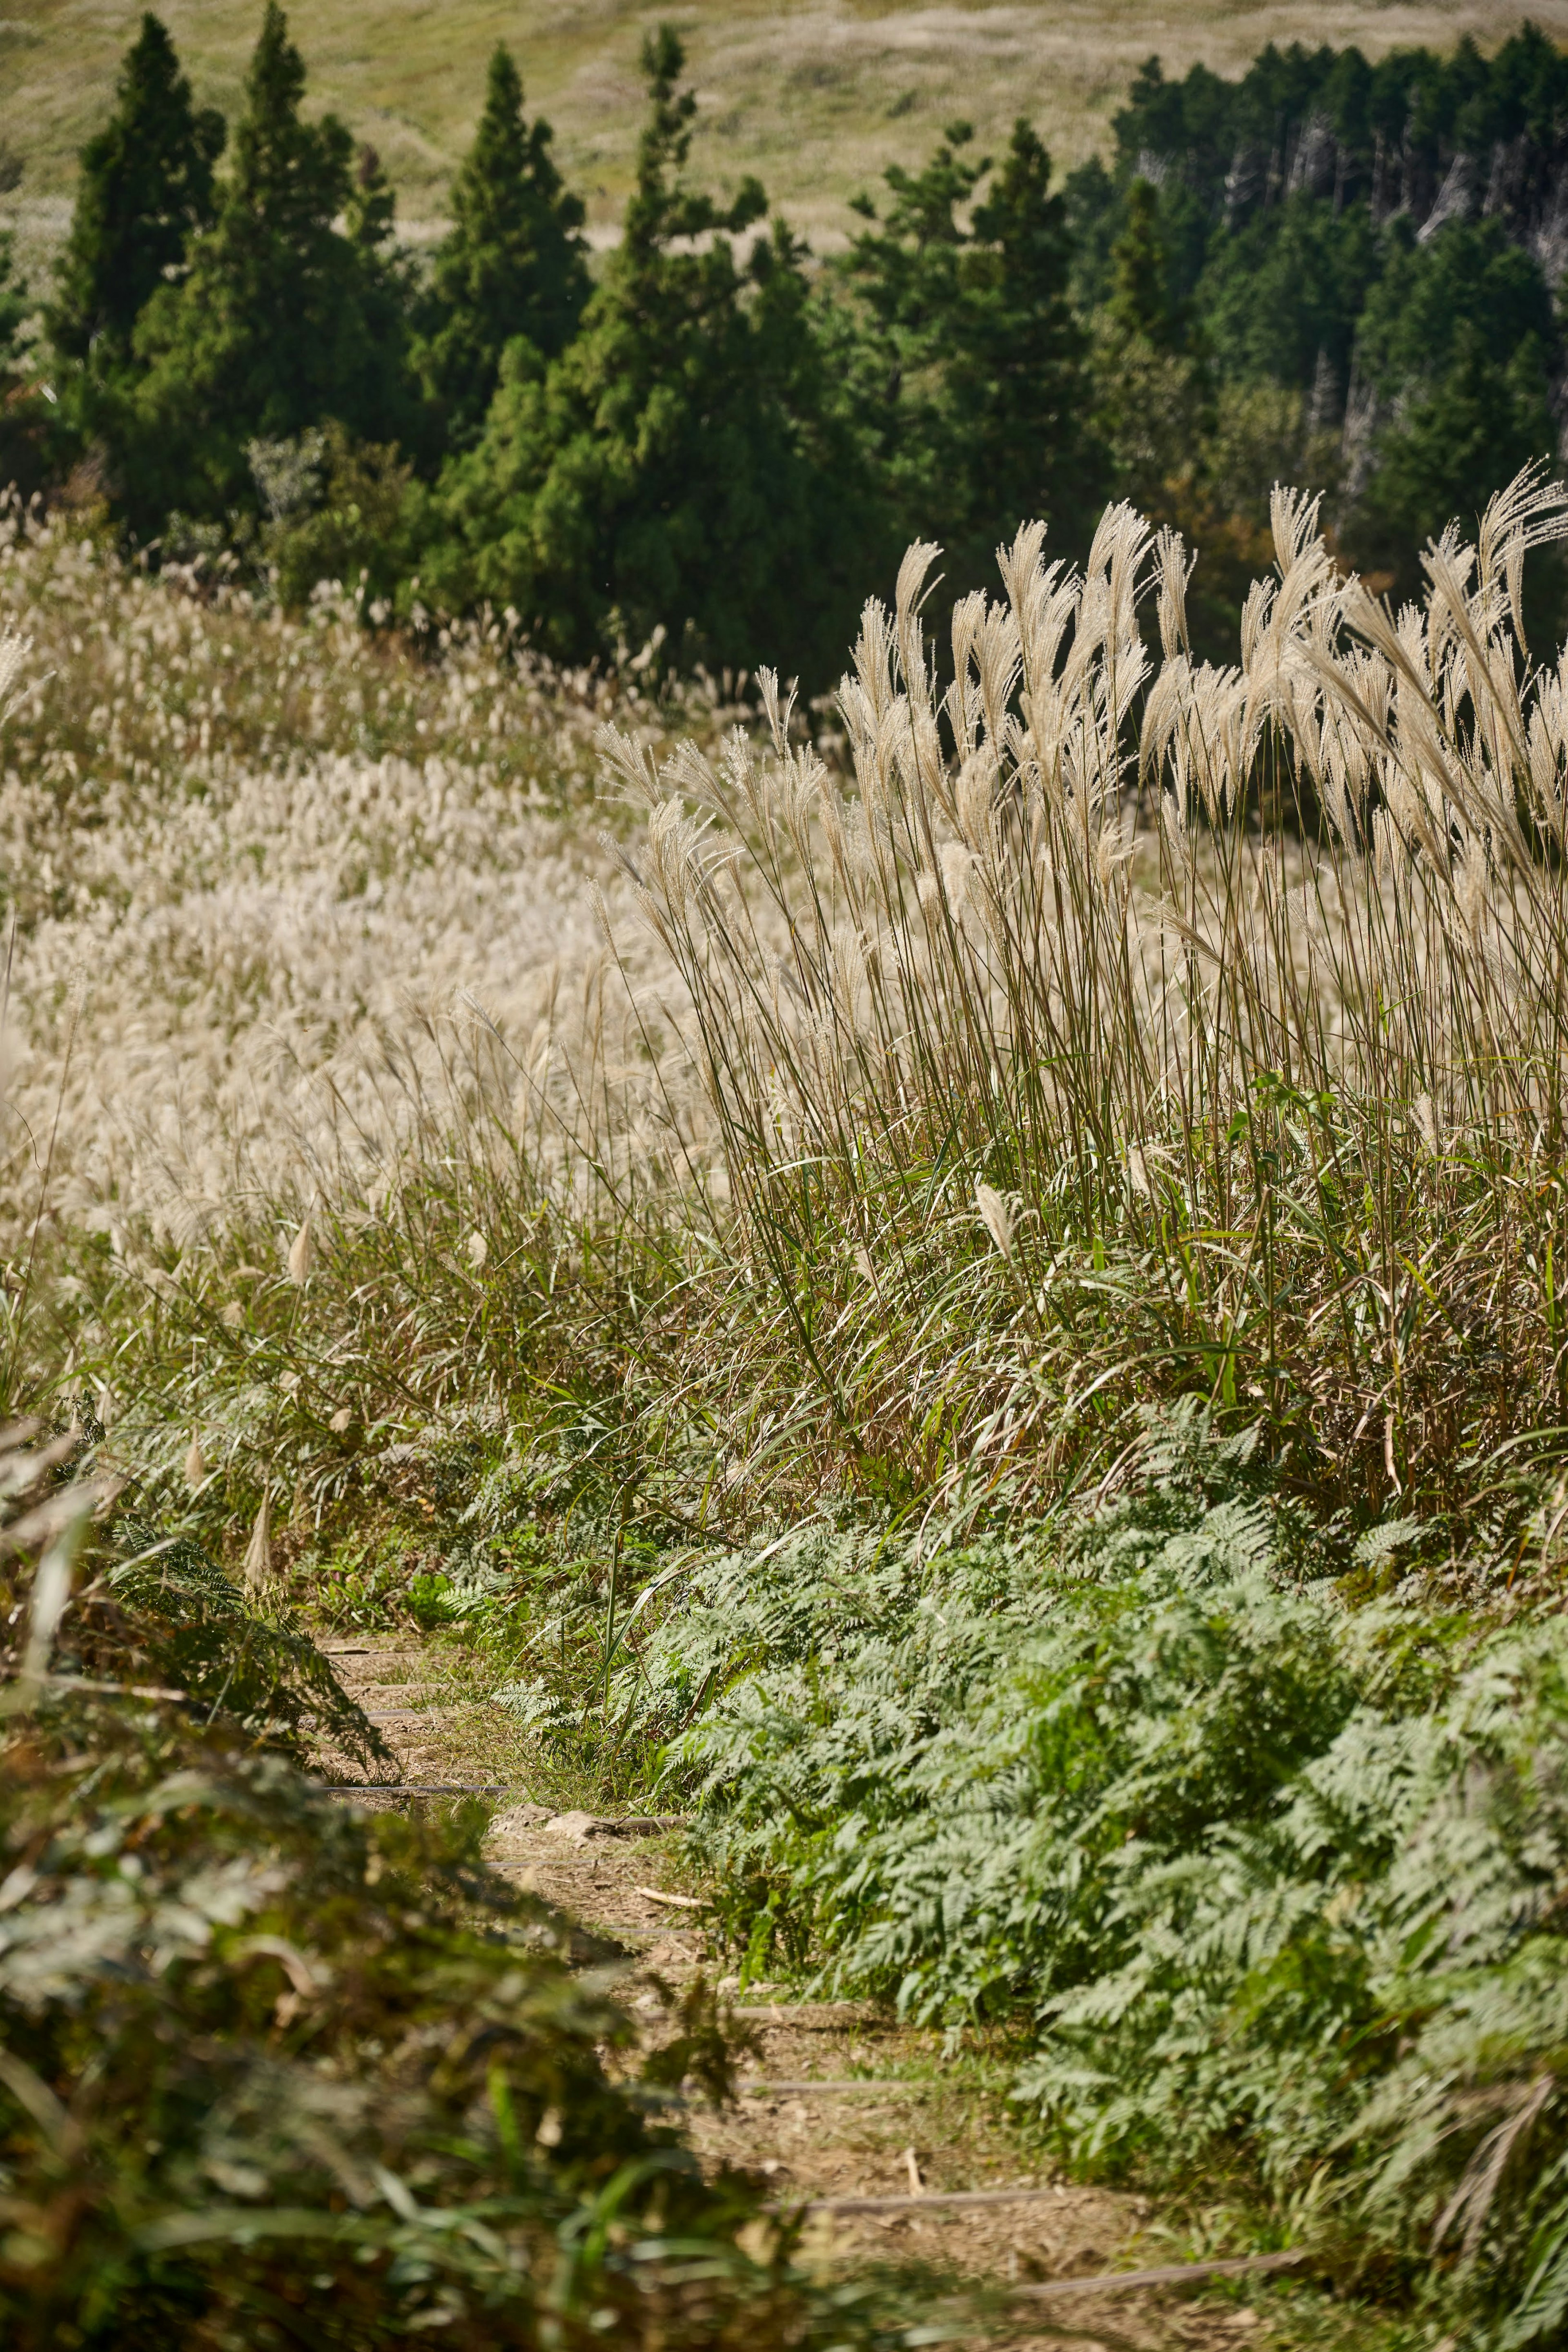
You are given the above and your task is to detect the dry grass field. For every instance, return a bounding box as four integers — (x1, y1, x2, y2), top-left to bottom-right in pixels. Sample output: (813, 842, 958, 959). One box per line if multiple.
(4, 0, 1567, 254)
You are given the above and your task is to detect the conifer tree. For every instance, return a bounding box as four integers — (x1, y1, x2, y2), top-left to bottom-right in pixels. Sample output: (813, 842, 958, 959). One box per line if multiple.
(1085, 174, 1213, 517)
(1351, 221, 1560, 595)
(48, 15, 224, 370)
(831, 119, 1103, 590)
(1106, 177, 1183, 349)
(939, 121, 1102, 578)
(126, 3, 414, 531)
(416, 48, 589, 450)
(419, 27, 869, 685)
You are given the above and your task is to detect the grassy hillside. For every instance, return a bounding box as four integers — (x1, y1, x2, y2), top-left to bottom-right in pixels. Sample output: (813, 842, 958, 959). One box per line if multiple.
(6, 0, 1568, 248)
(11, 464, 1568, 2348)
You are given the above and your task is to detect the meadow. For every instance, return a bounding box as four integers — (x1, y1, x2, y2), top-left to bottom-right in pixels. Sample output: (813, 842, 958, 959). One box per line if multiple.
(7, 453, 1568, 2341)
(8, 4, 1568, 2342)
(5, 0, 1568, 251)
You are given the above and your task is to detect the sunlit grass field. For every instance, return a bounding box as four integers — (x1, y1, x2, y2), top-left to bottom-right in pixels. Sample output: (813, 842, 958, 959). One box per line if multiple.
(5, 0, 1567, 252)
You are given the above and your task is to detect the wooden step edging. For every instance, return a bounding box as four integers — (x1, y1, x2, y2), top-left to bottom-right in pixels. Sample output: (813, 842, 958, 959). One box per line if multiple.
(1014, 2249, 1306, 2301)
(762, 2188, 1306, 2302)
(769, 2184, 1077, 2217)
(741, 2079, 920, 2095)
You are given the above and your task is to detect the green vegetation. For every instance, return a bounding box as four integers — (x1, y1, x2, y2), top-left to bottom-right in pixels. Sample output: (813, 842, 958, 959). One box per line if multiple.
(114, 4, 416, 537)
(45, 14, 223, 377)
(0, 1431, 934, 2348)
(416, 24, 866, 686)
(641, 1427, 1568, 2345)
(12, 0, 1545, 232)
(832, 116, 1098, 592)
(13, 9, 1568, 671)
(413, 43, 589, 454)
(1067, 29, 1568, 606)
(12, 12, 1568, 2350)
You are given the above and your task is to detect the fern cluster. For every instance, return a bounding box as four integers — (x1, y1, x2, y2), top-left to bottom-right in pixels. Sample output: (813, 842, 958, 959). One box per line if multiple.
(634, 1414, 1568, 2344)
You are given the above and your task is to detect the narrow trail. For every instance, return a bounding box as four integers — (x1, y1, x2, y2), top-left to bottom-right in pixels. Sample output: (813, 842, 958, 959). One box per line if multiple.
(320, 1637, 1286, 2352)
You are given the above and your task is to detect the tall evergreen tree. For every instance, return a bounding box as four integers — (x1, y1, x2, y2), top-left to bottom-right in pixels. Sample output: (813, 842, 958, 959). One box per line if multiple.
(830, 119, 1103, 590)
(416, 48, 589, 452)
(1105, 177, 1184, 350)
(1351, 220, 1559, 595)
(1194, 193, 1381, 405)
(419, 27, 869, 685)
(125, 3, 415, 531)
(47, 14, 224, 368)
(1085, 174, 1214, 520)
(938, 122, 1102, 578)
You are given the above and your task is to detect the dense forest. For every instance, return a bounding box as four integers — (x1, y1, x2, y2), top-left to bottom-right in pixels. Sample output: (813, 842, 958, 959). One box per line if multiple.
(4, 6, 1568, 676)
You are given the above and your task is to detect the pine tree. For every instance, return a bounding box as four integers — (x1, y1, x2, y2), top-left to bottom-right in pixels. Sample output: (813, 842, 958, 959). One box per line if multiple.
(1106, 177, 1183, 348)
(830, 119, 1103, 591)
(47, 14, 224, 368)
(126, 3, 414, 531)
(1085, 174, 1213, 519)
(418, 27, 868, 685)
(1362, 323, 1556, 583)
(1348, 217, 1560, 599)
(416, 47, 589, 451)
(943, 122, 1102, 578)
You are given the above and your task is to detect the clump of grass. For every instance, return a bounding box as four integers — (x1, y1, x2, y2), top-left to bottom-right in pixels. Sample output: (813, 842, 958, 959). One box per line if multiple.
(0, 489, 742, 811)
(0, 494, 734, 1434)
(608, 468, 1568, 1529)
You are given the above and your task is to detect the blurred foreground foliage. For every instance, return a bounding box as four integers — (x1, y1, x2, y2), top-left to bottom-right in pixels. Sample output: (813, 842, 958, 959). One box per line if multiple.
(0, 1433, 941, 2350)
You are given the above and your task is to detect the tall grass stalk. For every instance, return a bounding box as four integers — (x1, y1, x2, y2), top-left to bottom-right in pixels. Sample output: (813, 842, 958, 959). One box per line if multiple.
(606, 470, 1568, 1519)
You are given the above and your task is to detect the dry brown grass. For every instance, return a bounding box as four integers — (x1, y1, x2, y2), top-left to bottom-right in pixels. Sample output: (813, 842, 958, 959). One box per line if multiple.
(3, 0, 1564, 258)
(0, 499, 731, 1281)
(608, 470, 1568, 1519)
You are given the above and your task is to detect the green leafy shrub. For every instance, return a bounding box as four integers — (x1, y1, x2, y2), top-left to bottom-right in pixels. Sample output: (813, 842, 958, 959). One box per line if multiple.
(0, 1709, 794, 2349)
(642, 1413, 1568, 2344)
(253, 421, 414, 613)
(100, 1516, 392, 1769)
(406, 1566, 457, 1627)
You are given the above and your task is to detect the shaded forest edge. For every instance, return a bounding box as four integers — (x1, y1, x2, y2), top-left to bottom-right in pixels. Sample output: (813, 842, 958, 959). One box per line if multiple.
(7, 10, 1568, 678)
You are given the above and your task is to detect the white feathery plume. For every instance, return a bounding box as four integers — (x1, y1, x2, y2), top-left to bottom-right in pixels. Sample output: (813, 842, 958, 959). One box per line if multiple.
(975, 1181, 1016, 1264)
(286, 1216, 314, 1284)
(243, 1487, 274, 1591)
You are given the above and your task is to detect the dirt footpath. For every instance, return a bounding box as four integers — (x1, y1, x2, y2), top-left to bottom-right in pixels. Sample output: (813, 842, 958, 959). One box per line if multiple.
(321, 1639, 1296, 2352)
